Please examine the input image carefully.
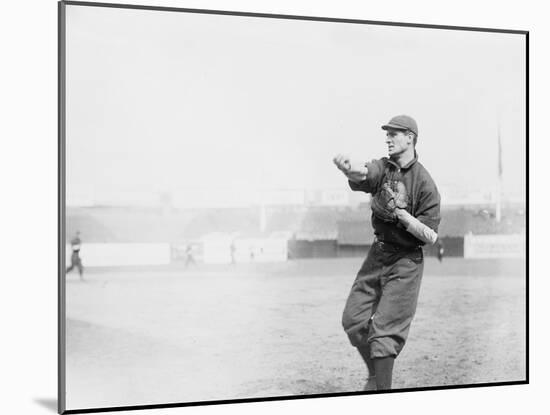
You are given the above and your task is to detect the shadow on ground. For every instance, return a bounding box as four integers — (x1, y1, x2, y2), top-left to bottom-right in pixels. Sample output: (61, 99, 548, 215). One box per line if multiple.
(34, 398, 57, 412)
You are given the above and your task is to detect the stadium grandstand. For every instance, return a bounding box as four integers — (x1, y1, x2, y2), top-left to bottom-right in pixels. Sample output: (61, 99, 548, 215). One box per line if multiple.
(66, 197, 525, 263)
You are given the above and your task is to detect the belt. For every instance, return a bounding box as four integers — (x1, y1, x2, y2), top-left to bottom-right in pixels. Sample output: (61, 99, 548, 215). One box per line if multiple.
(375, 238, 420, 253)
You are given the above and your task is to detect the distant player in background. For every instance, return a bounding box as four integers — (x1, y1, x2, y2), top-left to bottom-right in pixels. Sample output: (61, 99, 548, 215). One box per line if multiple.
(436, 239, 445, 262)
(249, 245, 255, 261)
(66, 231, 84, 280)
(230, 241, 237, 265)
(184, 244, 196, 268)
(334, 115, 441, 391)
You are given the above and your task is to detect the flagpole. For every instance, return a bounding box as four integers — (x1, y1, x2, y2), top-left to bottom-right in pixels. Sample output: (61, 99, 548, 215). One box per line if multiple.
(496, 176, 502, 223)
(496, 118, 502, 223)
(258, 161, 267, 234)
(260, 198, 267, 233)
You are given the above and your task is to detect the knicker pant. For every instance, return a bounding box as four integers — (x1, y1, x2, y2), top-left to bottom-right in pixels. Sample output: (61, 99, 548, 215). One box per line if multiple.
(67, 253, 83, 275)
(342, 242, 424, 358)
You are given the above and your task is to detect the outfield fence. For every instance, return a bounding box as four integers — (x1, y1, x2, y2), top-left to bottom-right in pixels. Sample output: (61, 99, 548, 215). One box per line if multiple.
(463, 233, 526, 259)
(65, 243, 171, 267)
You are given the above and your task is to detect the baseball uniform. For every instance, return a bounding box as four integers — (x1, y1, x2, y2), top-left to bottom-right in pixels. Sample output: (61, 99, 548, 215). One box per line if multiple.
(66, 234, 84, 277)
(342, 153, 440, 358)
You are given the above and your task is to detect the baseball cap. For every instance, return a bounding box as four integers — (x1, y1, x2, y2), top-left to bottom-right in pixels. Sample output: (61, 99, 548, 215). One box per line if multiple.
(381, 115, 418, 136)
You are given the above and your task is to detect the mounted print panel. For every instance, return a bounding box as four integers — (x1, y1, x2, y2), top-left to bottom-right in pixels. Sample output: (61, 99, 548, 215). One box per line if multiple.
(59, 1, 527, 413)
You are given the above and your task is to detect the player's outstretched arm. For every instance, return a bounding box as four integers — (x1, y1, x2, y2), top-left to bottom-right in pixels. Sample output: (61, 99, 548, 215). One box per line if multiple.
(395, 208, 438, 245)
(332, 154, 368, 183)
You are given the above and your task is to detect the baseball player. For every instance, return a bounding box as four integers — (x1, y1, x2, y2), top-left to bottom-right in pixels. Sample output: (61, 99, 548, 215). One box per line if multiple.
(334, 115, 441, 391)
(184, 244, 196, 268)
(66, 231, 84, 280)
(230, 240, 237, 265)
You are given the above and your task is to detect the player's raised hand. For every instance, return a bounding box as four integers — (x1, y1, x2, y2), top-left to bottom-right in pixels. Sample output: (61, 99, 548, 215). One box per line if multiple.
(333, 154, 368, 182)
(333, 154, 352, 172)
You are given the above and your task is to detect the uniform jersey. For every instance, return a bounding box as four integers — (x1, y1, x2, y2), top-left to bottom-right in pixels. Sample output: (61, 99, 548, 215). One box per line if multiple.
(70, 236, 81, 252)
(348, 153, 441, 249)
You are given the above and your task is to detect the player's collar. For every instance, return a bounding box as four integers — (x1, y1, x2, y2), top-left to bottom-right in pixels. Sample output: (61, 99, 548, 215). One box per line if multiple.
(388, 151, 418, 170)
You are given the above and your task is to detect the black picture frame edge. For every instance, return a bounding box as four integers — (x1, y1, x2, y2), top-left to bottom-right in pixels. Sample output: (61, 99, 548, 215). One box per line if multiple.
(57, 1, 530, 414)
(60, 0, 528, 35)
(58, 1, 67, 414)
(60, 381, 529, 415)
(525, 31, 530, 385)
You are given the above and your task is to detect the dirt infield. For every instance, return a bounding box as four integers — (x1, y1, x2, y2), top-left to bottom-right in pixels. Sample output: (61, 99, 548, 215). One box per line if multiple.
(64, 257, 526, 410)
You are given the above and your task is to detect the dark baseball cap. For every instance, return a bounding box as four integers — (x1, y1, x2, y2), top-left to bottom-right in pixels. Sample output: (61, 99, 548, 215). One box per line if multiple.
(381, 115, 418, 136)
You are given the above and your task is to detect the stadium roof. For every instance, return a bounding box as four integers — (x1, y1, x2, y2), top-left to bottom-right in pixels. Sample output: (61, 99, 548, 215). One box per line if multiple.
(438, 207, 526, 236)
(65, 204, 525, 244)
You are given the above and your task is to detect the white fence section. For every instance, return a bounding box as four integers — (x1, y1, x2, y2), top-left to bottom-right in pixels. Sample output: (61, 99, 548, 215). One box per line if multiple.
(463, 233, 526, 259)
(233, 237, 288, 263)
(65, 243, 171, 267)
(200, 234, 234, 264)
(201, 233, 288, 264)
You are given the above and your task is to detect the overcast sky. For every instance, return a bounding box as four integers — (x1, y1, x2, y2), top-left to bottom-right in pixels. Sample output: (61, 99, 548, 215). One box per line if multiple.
(65, 5, 526, 206)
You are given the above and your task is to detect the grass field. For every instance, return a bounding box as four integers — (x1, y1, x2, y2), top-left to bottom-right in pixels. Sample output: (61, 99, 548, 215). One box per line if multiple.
(64, 257, 526, 410)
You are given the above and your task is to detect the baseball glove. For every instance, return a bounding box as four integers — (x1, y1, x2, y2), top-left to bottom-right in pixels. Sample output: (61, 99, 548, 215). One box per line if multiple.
(371, 181, 409, 222)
